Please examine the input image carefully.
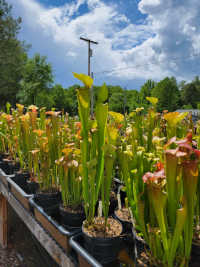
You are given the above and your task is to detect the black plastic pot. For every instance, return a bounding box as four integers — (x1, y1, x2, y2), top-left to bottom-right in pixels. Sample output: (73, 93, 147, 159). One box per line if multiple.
(34, 191, 61, 215)
(108, 195, 118, 215)
(82, 220, 123, 265)
(113, 208, 132, 234)
(0, 153, 9, 161)
(0, 159, 20, 175)
(70, 233, 124, 267)
(0, 153, 4, 161)
(7, 176, 34, 211)
(191, 242, 200, 266)
(26, 181, 39, 194)
(132, 228, 147, 260)
(113, 178, 126, 205)
(59, 205, 85, 229)
(113, 178, 124, 186)
(29, 197, 81, 253)
(9, 172, 39, 195)
(113, 209, 136, 263)
(0, 168, 12, 188)
(95, 193, 118, 217)
(0, 160, 10, 174)
(8, 161, 20, 174)
(11, 172, 30, 190)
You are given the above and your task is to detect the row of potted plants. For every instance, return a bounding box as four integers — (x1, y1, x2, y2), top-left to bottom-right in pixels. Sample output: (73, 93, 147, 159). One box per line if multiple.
(0, 72, 200, 266)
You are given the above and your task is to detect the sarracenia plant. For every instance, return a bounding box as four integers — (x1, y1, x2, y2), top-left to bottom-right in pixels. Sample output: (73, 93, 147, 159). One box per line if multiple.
(163, 111, 189, 139)
(73, 73, 108, 225)
(118, 100, 162, 231)
(56, 143, 82, 208)
(138, 132, 200, 267)
(101, 125, 118, 227)
(31, 110, 62, 191)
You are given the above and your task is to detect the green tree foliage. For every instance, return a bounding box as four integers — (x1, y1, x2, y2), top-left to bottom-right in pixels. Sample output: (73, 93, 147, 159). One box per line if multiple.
(125, 89, 140, 113)
(35, 91, 55, 110)
(51, 84, 66, 110)
(107, 86, 124, 113)
(0, 0, 27, 106)
(17, 53, 53, 106)
(65, 85, 79, 115)
(180, 76, 200, 109)
(151, 77, 180, 112)
(140, 80, 155, 106)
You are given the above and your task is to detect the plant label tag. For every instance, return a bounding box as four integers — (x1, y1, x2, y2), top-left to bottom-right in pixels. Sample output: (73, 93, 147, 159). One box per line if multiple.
(117, 193, 122, 210)
(98, 201, 102, 217)
(129, 207, 135, 227)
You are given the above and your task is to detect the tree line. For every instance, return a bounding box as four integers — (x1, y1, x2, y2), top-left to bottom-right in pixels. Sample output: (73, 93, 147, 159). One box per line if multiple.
(1, 0, 200, 115)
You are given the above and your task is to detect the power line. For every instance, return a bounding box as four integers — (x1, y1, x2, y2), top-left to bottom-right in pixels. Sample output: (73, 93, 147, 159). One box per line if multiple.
(94, 52, 200, 76)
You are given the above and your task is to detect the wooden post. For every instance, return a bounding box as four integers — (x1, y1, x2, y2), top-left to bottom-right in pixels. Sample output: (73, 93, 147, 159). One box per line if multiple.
(0, 193, 8, 248)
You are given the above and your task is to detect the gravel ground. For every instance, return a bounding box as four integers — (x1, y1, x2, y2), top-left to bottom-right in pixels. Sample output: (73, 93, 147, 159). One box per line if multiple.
(0, 204, 59, 267)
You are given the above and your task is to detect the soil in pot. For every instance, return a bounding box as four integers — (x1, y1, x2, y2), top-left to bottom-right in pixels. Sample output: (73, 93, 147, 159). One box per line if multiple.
(132, 229, 162, 267)
(114, 207, 132, 233)
(59, 204, 85, 229)
(82, 217, 123, 264)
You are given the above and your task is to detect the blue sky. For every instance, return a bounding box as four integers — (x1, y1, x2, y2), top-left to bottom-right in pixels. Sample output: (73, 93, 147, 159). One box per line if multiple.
(7, 0, 200, 89)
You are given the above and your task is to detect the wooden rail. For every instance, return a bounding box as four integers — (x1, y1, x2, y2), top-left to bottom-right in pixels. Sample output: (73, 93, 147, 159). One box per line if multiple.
(0, 181, 75, 267)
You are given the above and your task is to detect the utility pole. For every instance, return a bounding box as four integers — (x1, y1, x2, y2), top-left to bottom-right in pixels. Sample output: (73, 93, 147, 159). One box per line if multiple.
(80, 37, 98, 117)
(91, 72, 94, 116)
(123, 86, 127, 115)
(80, 37, 98, 77)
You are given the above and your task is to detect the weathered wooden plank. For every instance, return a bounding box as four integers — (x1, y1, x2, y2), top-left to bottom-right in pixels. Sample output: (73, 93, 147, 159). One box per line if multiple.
(0, 193, 8, 248)
(0, 182, 75, 267)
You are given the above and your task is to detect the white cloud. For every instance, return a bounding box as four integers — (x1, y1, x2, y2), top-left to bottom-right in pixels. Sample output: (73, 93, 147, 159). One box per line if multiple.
(9, 0, 149, 78)
(7, 0, 200, 87)
(137, 0, 200, 80)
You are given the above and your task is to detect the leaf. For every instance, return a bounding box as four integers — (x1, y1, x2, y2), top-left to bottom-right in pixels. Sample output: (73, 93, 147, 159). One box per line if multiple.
(107, 126, 118, 144)
(6, 102, 11, 113)
(146, 97, 158, 105)
(96, 103, 108, 138)
(89, 119, 97, 129)
(73, 73, 93, 88)
(109, 111, 124, 123)
(77, 88, 90, 109)
(168, 206, 186, 266)
(97, 83, 108, 103)
(95, 102, 108, 197)
(164, 112, 188, 126)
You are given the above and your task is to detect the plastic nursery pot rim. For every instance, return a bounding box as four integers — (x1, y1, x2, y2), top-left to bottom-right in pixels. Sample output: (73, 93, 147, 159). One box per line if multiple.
(0, 168, 15, 179)
(82, 218, 123, 241)
(132, 228, 147, 246)
(7, 176, 33, 198)
(59, 204, 86, 228)
(69, 234, 103, 267)
(114, 208, 132, 224)
(113, 177, 125, 186)
(29, 197, 81, 236)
